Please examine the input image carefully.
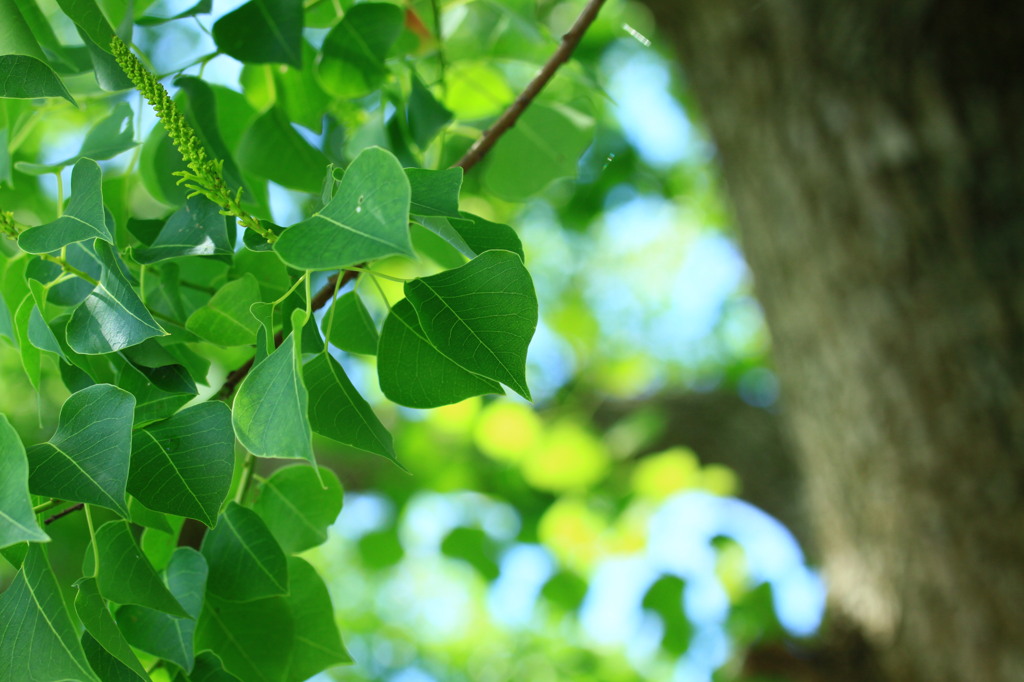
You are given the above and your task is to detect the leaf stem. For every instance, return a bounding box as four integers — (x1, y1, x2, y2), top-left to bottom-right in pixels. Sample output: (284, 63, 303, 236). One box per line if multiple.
(345, 266, 408, 283)
(38, 253, 100, 286)
(323, 269, 345, 346)
(84, 504, 100, 575)
(32, 498, 64, 514)
(235, 453, 257, 504)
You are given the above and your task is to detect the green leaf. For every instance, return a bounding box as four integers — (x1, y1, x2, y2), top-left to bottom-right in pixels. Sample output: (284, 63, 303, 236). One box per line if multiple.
(185, 273, 262, 346)
(275, 41, 329, 132)
(195, 593, 293, 682)
(450, 212, 525, 261)
(252, 464, 343, 554)
(212, 0, 302, 68)
(13, 294, 42, 388)
(74, 577, 148, 680)
(177, 651, 241, 682)
(175, 76, 248, 196)
(0, 0, 47, 59)
(16, 101, 136, 174)
(305, 352, 400, 464)
(25, 240, 101, 306)
(128, 402, 235, 526)
(407, 72, 453, 149)
(91, 520, 189, 616)
(407, 167, 462, 218)
(54, 0, 116, 52)
(404, 250, 537, 399)
(26, 384, 134, 516)
(18, 159, 112, 253)
(237, 105, 329, 193)
(482, 102, 595, 202)
(0, 54, 75, 104)
(322, 290, 378, 354)
(132, 195, 234, 263)
(118, 547, 208, 674)
(137, 0, 212, 24)
(318, 2, 403, 98)
(140, 515, 185, 571)
(81, 632, 146, 682)
(0, 545, 99, 682)
(67, 240, 167, 354)
(232, 330, 316, 465)
(274, 146, 413, 270)
(115, 360, 196, 427)
(377, 298, 503, 408)
(201, 502, 289, 602)
(127, 495, 174, 532)
(0, 414, 49, 548)
(283, 557, 352, 680)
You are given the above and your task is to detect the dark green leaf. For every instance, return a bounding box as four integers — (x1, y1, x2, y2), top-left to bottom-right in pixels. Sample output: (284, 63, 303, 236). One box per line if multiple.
(0, 54, 75, 105)
(195, 593, 293, 682)
(274, 146, 413, 270)
(407, 167, 462, 218)
(322, 290, 378, 354)
(0, 545, 98, 682)
(377, 298, 503, 408)
(201, 502, 289, 601)
(128, 402, 234, 526)
(25, 240, 100, 306)
(26, 384, 134, 516)
(133, 195, 234, 263)
(175, 76, 248, 196)
(178, 651, 241, 682)
(115, 361, 196, 427)
(283, 557, 352, 680)
(237, 105, 329, 193)
(0, 414, 49, 548)
(67, 240, 167, 354)
(318, 2, 403, 98)
(77, 25, 134, 91)
(91, 520, 189, 616)
(212, 0, 303, 68)
(441, 526, 500, 580)
(81, 632, 145, 682)
(18, 159, 112, 253)
(127, 495, 174, 532)
(54, 0, 115, 52)
(252, 464, 343, 554)
(185, 273, 262, 346)
(140, 515, 185, 571)
(451, 212, 525, 261)
(407, 72, 453, 149)
(74, 577, 148, 680)
(404, 250, 537, 399)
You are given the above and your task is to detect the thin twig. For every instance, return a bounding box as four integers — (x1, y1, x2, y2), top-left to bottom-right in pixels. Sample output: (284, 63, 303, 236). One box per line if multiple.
(453, 0, 607, 171)
(45, 502, 84, 525)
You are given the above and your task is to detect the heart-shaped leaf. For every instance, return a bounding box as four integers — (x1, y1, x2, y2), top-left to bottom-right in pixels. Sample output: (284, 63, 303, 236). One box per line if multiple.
(283, 557, 352, 679)
(321, 291, 378, 355)
(18, 159, 112, 253)
(0, 414, 49, 548)
(252, 465, 343, 554)
(201, 502, 288, 602)
(317, 2, 403, 99)
(185, 273, 262, 347)
(195, 593, 293, 682)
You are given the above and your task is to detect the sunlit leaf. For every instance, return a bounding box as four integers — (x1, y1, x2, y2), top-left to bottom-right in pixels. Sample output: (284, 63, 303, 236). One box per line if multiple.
(318, 3, 403, 98)
(252, 464, 343, 554)
(212, 0, 302, 68)
(0, 54, 75, 105)
(26, 384, 134, 516)
(137, 0, 211, 24)
(407, 72, 453, 149)
(16, 101, 136, 174)
(115, 360, 196, 427)
(201, 502, 289, 602)
(274, 146, 413, 270)
(450, 212, 525, 261)
(0, 414, 49, 548)
(54, 0, 116, 52)
(185, 273, 262, 346)
(18, 159, 112, 253)
(405, 250, 537, 399)
(175, 76, 248, 195)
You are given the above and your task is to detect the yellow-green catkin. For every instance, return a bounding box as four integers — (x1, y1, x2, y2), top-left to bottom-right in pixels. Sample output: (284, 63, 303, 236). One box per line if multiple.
(110, 37, 275, 242)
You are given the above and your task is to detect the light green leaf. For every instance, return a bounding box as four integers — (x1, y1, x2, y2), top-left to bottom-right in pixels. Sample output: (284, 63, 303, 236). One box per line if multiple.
(185, 273, 262, 347)
(0, 414, 49, 548)
(19, 159, 112, 253)
(482, 102, 595, 202)
(137, 0, 211, 24)
(128, 402, 234, 527)
(274, 146, 413, 270)
(212, 0, 302, 68)
(0, 0, 46, 59)
(407, 72, 453, 149)
(118, 547, 208, 674)
(74, 577, 148, 680)
(252, 464, 343, 554)
(13, 294, 42, 388)
(275, 41, 329, 132)
(0, 544, 99, 682)
(26, 384, 134, 516)
(0, 54, 75, 105)
(283, 557, 352, 680)
(16, 101, 136, 174)
(322, 291, 378, 355)
(195, 593, 293, 682)
(91, 520, 189, 617)
(407, 167, 462, 218)
(133, 195, 234, 263)
(305, 352, 399, 464)
(405, 250, 537, 399)
(54, 0, 116, 52)
(201, 502, 289, 602)
(237, 105, 330, 193)
(232, 330, 316, 465)
(377, 298, 503, 408)
(451, 212, 525, 261)
(67, 240, 167, 354)
(318, 2, 403, 98)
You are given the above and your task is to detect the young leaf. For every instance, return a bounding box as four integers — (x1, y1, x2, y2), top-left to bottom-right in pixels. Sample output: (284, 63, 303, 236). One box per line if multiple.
(0, 54, 75, 105)
(132, 195, 234, 263)
(252, 464, 343, 554)
(377, 298, 503, 408)
(0, 414, 49, 548)
(185, 273, 262, 347)
(274, 146, 413, 270)
(0, 545, 99, 682)
(201, 502, 289, 602)
(118, 547, 208, 674)
(404, 250, 538, 399)
(212, 0, 302, 68)
(407, 167, 462, 218)
(322, 291, 378, 355)
(74, 577, 149, 680)
(318, 2, 404, 98)
(282, 557, 352, 680)
(91, 520, 189, 617)
(18, 159, 112, 253)
(128, 402, 235, 527)
(232, 330, 316, 466)
(195, 593, 293, 682)
(26, 384, 135, 516)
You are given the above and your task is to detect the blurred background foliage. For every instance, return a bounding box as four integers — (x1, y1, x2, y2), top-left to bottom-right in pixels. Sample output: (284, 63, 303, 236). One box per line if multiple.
(0, 0, 824, 679)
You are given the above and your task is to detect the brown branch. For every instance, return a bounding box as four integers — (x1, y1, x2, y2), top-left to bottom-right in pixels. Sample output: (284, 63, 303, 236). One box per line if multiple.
(45, 502, 84, 525)
(453, 0, 608, 171)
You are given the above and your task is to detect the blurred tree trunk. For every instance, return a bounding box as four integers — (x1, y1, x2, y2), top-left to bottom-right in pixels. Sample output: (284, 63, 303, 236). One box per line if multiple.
(643, 1, 1024, 680)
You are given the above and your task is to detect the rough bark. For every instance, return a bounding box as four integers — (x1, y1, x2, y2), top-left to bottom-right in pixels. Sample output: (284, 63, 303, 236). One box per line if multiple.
(643, 1, 1024, 680)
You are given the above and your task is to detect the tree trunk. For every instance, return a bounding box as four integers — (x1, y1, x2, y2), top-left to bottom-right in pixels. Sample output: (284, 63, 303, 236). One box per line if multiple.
(643, 1, 1024, 680)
